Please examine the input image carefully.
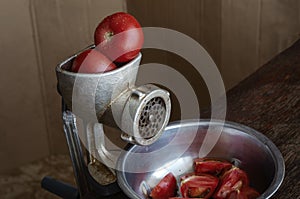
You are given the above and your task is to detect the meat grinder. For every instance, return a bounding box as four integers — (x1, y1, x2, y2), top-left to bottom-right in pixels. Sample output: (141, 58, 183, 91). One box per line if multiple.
(41, 45, 171, 198)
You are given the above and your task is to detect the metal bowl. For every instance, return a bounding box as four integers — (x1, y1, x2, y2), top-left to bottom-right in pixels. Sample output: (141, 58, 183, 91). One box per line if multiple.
(116, 120, 285, 199)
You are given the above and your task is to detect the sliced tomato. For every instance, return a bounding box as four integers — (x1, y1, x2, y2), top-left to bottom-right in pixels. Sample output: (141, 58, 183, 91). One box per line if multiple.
(180, 172, 196, 182)
(241, 187, 260, 199)
(194, 158, 233, 176)
(150, 172, 177, 199)
(180, 174, 219, 199)
(213, 167, 249, 199)
(169, 198, 194, 199)
(224, 186, 260, 199)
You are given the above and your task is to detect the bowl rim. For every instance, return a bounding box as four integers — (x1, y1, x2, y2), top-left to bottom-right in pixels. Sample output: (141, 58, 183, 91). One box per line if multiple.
(116, 119, 285, 199)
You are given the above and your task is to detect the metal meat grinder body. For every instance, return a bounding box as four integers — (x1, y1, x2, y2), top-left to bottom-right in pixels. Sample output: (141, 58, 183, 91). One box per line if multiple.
(41, 46, 171, 198)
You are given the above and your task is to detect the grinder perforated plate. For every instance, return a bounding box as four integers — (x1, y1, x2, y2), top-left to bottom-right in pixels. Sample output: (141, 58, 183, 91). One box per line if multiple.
(121, 84, 171, 146)
(138, 97, 166, 139)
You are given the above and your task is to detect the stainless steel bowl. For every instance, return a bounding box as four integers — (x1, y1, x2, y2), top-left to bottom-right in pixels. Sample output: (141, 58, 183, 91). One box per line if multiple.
(116, 120, 285, 199)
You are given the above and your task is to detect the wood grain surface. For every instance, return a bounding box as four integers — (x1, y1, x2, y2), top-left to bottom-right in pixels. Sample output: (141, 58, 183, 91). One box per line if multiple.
(223, 39, 300, 199)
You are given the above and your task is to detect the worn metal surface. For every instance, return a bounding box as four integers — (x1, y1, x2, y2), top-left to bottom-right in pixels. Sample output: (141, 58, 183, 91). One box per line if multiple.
(56, 48, 171, 145)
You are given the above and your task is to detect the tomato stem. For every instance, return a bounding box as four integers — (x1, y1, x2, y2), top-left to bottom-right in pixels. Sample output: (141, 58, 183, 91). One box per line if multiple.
(104, 31, 114, 41)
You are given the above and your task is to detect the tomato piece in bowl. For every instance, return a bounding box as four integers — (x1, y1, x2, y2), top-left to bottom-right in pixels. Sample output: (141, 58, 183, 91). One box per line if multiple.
(213, 167, 250, 199)
(150, 172, 177, 199)
(180, 174, 219, 199)
(194, 158, 233, 176)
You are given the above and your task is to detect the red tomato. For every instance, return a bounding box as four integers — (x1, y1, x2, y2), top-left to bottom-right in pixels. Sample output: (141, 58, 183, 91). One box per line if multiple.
(71, 49, 116, 73)
(224, 187, 260, 199)
(194, 158, 232, 176)
(180, 172, 196, 182)
(213, 167, 249, 199)
(240, 187, 260, 199)
(150, 172, 177, 199)
(94, 12, 144, 63)
(180, 174, 219, 199)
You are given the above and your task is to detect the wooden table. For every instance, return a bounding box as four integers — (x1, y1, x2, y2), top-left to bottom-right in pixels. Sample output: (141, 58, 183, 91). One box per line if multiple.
(221, 40, 300, 199)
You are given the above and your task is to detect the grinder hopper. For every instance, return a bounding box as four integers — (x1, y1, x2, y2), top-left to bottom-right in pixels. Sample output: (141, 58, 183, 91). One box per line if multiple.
(56, 46, 171, 145)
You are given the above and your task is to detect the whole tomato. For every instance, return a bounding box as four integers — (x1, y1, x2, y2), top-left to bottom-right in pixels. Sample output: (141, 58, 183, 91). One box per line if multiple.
(94, 12, 144, 63)
(150, 172, 177, 199)
(71, 49, 116, 73)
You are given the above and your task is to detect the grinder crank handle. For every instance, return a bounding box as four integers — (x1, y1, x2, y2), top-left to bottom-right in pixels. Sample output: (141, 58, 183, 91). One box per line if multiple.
(41, 176, 79, 199)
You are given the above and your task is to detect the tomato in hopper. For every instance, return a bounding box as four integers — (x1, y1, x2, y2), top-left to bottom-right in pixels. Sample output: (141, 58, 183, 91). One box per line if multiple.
(94, 12, 144, 63)
(71, 49, 116, 73)
(70, 12, 144, 73)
